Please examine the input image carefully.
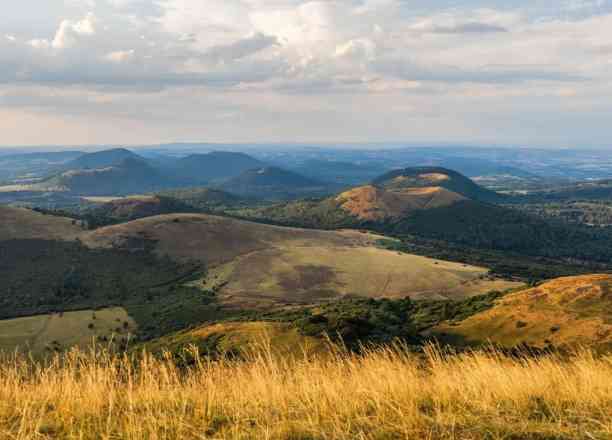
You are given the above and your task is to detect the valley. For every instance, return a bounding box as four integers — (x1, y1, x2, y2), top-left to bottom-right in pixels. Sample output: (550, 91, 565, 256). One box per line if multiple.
(1, 146, 612, 359)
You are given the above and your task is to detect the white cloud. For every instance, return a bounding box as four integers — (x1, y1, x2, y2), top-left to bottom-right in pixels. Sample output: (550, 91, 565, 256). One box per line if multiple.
(51, 12, 96, 49)
(104, 49, 135, 63)
(1, 0, 612, 145)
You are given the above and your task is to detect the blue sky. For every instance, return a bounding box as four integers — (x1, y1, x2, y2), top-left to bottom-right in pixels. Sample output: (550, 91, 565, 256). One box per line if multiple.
(1, 0, 612, 147)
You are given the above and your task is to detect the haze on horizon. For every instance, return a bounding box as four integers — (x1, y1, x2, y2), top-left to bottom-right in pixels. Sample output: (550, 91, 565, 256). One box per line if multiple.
(1, 0, 612, 148)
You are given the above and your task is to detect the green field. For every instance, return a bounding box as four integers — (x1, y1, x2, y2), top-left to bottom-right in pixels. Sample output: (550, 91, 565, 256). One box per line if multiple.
(0, 307, 135, 355)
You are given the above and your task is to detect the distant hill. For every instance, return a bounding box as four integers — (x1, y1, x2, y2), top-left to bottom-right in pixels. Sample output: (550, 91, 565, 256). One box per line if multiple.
(241, 167, 497, 225)
(235, 168, 612, 266)
(289, 160, 388, 186)
(372, 167, 503, 203)
(432, 274, 612, 352)
(157, 188, 251, 210)
(168, 152, 264, 184)
(64, 148, 142, 170)
(39, 157, 176, 195)
(218, 166, 336, 200)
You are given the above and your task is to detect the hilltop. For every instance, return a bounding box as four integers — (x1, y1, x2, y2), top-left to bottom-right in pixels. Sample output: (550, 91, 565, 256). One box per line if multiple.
(167, 151, 264, 184)
(432, 274, 612, 351)
(372, 166, 503, 203)
(63, 148, 141, 170)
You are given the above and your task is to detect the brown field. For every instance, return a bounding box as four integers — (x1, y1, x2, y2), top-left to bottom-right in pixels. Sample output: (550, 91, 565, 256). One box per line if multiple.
(432, 274, 612, 351)
(336, 185, 464, 221)
(0, 307, 136, 355)
(83, 214, 521, 306)
(0, 344, 610, 439)
(0, 206, 82, 240)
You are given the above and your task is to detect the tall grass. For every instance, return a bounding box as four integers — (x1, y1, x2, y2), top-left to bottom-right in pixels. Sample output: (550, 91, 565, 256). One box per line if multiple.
(0, 343, 610, 439)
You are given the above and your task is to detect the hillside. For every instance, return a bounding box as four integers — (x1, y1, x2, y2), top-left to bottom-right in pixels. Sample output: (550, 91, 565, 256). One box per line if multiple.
(219, 166, 335, 200)
(82, 213, 520, 307)
(236, 168, 612, 269)
(289, 159, 388, 185)
(372, 166, 503, 203)
(157, 188, 251, 211)
(63, 148, 141, 170)
(168, 151, 264, 184)
(336, 184, 465, 221)
(0, 205, 82, 240)
(38, 157, 175, 195)
(83, 195, 195, 225)
(431, 274, 612, 351)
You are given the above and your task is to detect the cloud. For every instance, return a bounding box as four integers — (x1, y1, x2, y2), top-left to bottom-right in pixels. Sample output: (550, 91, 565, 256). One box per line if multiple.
(204, 32, 279, 63)
(427, 22, 508, 34)
(1, 1, 612, 146)
(51, 12, 96, 49)
(104, 49, 135, 63)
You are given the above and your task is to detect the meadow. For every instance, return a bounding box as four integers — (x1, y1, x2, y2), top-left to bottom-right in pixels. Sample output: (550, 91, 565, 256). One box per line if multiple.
(0, 343, 610, 439)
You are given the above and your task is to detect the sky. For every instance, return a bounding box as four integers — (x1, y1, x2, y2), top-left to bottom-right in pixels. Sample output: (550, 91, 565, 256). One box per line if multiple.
(1, 0, 612, 147)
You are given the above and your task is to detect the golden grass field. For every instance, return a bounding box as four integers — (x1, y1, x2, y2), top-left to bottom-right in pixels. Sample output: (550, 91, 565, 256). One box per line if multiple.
(0, 343, 610, 439)
(0, 308, 136, 355)
(432, 274, 612, 351)
(84, 214, 521, 306)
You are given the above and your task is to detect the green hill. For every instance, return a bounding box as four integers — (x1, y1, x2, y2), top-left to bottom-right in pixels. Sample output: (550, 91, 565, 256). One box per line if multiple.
(372, 166, 503, 203)
(219, 166, 336, 200)
(39, 157, 176, 195)
(168, 151, 264, 184)
(64, 148, 142, 170)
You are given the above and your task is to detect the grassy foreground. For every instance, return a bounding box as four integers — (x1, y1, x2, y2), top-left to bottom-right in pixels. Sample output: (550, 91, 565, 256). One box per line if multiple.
(0, 344, 611, 439)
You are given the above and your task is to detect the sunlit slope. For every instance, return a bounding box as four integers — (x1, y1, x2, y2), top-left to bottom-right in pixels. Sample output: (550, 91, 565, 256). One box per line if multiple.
(0, 206, 82, 240)
(432, 274, 612, 351)
(145, 321, 327, 357)
(336, 184, 465, 221)
(82, 214, 520, 306)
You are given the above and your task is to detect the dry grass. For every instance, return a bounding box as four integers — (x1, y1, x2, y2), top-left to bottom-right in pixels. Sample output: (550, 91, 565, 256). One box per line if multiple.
(433, 274, 612, 351)
(0, 343, 610, 439)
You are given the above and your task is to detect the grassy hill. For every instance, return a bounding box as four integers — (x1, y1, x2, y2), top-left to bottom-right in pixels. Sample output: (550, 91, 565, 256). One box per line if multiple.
(218, 166, 336, 200)
(372, 166, 503, 203)
(168, 151, 264, 184)
(0, 205, 82, 240)
(63, 148, 142, 170)
(431, 274, 612, 352)
(82, 213, 520, 307)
